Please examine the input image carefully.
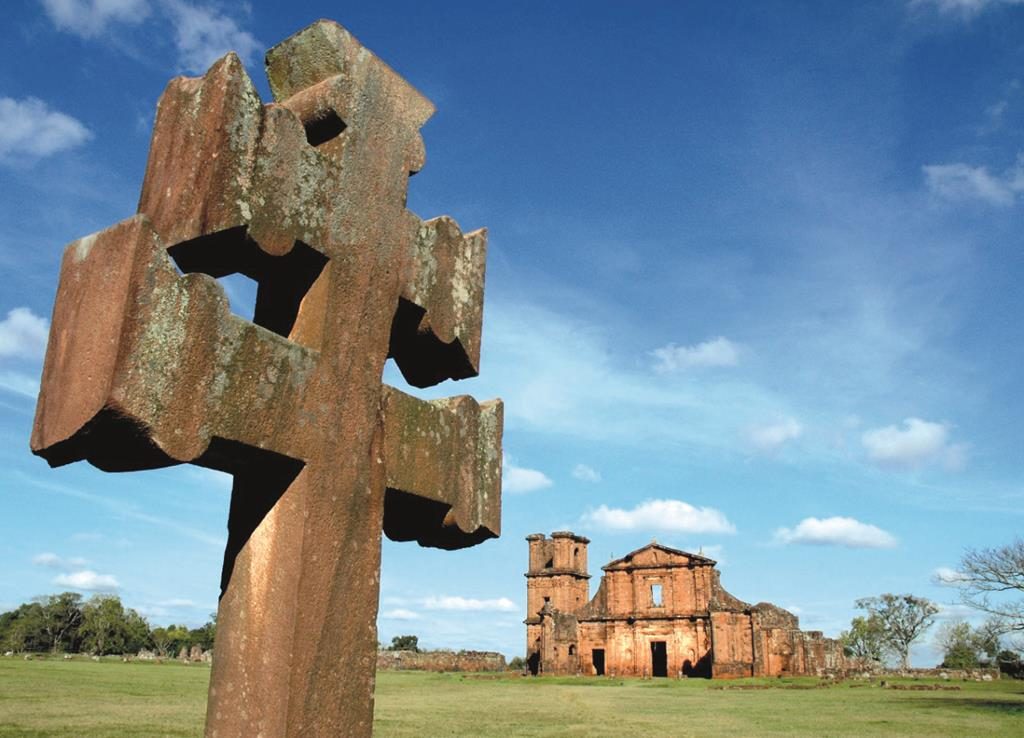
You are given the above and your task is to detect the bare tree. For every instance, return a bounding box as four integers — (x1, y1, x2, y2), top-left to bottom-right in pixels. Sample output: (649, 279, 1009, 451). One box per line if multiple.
(955, 538, 1024, 633)
(855, 594, 938, 670)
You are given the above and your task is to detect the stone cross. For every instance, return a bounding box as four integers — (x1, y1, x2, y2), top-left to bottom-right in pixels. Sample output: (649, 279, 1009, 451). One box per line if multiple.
(30, 20, 502, 737)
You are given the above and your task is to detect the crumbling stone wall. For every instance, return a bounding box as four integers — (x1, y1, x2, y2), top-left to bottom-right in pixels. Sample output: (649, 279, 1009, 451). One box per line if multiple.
(376, 649, 506, 672)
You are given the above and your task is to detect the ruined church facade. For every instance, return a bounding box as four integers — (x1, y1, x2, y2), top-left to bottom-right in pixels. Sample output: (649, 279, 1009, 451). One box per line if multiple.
(525, 532, 845, 678)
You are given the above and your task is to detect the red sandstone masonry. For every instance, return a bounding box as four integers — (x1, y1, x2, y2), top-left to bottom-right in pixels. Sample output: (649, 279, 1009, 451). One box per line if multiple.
(525, 534, 846, 678)
(376, 650, 506, 672)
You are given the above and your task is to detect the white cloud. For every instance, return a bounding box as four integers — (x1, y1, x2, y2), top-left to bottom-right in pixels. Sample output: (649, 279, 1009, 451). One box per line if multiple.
(381, 608, 420, 620)
(774, 516, 898, 549)
(909, 0, 1024, 19)
(163, 1, 262, 73)
(41, 1, 261, 75)
(651, 336, 740, 372)
(53, 569, 120, 591)
(923, 156, 1024, 206)
(157, 598, 196, 608)
(394, 299, 790, 458)
(40, 0, 151, 38)
(422, 596, 517, 612)
(33, 553, 87, 568)
(861, 417, 966, 470)
(0, 307, 49, 359)
(0, 97, 92, 163)
(933, 566, 968, 585)
(571, 463, 602, 483)
(502, 455, 553, 494)
(748, 418, 803, 452)
(581, 499, 736, 534)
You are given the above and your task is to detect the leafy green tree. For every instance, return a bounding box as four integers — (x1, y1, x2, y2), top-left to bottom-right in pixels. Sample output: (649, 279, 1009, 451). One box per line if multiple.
(34, 592, 83, 653)
(389, 635, 419, 652)
(0, 602, 47, 653)
(189, 614, 217, 652)
(996, 649, 1023, 678)
(855, 594, 938, 669)
(124, 608, 151, 653)
(150, 626, 173, 657)
(79, 595, 150, 656)
(840, 614, 888, 666)
(935, 620, 979, 669)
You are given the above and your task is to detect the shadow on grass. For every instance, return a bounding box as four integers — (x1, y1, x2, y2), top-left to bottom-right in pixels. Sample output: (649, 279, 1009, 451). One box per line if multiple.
(901, 696, 1024, 716)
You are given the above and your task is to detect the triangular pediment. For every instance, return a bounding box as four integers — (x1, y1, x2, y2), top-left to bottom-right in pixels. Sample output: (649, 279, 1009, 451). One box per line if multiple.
(602, 542, 716, 571)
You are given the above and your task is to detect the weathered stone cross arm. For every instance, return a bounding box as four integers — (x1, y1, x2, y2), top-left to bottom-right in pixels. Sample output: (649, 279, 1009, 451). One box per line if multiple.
(29, 214, 502, 546)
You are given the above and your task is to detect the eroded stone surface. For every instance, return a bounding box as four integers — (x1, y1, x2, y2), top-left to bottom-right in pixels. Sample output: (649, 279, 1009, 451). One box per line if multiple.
(525, 534, 845, 679)
(31, 19, 501, 738)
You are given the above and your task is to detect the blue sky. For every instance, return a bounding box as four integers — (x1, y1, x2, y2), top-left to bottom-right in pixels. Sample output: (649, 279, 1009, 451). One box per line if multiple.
(1, 0, 1023, 665)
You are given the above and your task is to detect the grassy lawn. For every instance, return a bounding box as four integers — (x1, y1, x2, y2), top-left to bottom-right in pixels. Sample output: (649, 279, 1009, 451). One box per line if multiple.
(1, 657, 1022, 737)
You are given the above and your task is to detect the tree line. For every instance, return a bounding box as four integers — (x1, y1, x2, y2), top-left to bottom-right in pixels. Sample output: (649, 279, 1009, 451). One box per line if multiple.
(0, 592, 215, 657)
(840, 537, 1024, 676)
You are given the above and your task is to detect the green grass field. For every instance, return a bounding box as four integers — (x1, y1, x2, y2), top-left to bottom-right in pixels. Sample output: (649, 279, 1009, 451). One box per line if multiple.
(1, 658, 1022, 737)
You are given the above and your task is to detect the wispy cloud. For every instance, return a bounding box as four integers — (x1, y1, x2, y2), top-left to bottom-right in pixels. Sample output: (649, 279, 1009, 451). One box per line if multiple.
(861, 417, 967, 471)
(162, 1, 261, 73)
(502, 455, 553, 494)
(651, 337, 740, 372)
(980, 80, 1020, 134)
(452, 300, 788, 455)
(908, 0, 1024, 20)
(40, 0, 151, 38)
(581, 499, 736, 534)
(422, 596, 517, 612)
(185, 466, 233, 492)
(32, 552, 88, 568)
(0, 98, 91, 164)
(923, 155, 1024, 206)
(0, 371, 41, 398)
(935, 602, 977, 620)
(747, 418, 803, 453)
(19, 472, 226, 547)
(933, 566, 968, 585)
(53, 569, 120, 591)
(381, 608, 420, 620)
(774, 516, 898, 548)
(571, 463, 601, 483)
(41, 1, 261, 74)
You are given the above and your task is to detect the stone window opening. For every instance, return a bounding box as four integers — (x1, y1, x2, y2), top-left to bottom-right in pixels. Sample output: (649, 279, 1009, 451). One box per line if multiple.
(568, 644, 576, 656)
(303, 108, 347, 148)
(544, 557, 554, 569)
(651, 583, 663, 607)
(167, 229, 330, 350)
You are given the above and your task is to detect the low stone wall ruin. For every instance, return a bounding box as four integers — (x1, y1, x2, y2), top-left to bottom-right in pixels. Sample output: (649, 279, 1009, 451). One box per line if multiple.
(376, 649, 506, 672)
(853, 667, 1000, 681)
